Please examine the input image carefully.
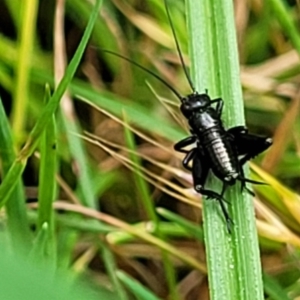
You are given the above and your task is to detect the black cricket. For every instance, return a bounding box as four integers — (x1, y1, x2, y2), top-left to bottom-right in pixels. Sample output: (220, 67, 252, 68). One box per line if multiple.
(165, 0, 272, 231)
(103, 0, 272, 231)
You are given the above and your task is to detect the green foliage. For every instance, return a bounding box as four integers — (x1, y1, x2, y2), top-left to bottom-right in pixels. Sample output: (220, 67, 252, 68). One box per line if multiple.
(0, 248, 114, 300)
(0, 0, 299, 299)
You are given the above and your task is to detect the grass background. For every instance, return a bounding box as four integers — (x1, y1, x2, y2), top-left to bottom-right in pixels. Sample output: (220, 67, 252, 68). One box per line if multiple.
(0, 0, 300, 299)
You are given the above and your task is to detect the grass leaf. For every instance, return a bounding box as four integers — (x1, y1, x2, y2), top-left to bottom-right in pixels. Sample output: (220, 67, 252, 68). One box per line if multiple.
(186, 0, 264, 299)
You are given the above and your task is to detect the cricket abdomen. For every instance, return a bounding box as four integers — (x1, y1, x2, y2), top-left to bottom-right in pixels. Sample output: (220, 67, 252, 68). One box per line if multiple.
(202, 127, 239, 183)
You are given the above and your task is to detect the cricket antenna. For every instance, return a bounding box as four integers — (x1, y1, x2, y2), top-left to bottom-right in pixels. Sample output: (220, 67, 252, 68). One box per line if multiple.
(101, 50, 183, 101)
(164, 0, 196, 93)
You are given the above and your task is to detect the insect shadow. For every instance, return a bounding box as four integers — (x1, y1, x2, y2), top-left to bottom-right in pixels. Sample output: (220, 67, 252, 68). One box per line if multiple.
(101, 0, 272, 232)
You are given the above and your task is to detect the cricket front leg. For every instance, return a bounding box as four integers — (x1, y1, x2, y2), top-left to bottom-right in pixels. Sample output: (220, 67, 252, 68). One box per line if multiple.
(210, 98, 224, 117)
(174, 135, 197, 154)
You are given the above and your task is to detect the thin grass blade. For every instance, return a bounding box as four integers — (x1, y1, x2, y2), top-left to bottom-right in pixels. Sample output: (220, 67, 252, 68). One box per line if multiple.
(116, 271, 162, 300)
(0, 99, 31, 249)
(37, 86, 57, 262)
(157, 207, 203, 241)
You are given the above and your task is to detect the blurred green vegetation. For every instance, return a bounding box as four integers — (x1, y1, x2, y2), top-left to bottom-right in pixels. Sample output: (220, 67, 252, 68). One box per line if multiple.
(0, 0, 300, 299)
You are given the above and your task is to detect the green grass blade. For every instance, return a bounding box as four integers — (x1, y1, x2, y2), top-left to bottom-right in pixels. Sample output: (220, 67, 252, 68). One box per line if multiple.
(38, 87, 56, 229)
(56, 226, 79, 270)
(11, 0, 39, 139)
(123, 114, 157, 222)
(0, 0, 103, 208)
(186, 0, 264, 299)
(100, 243, 129, 300)
(156, 208, 203, 241)
(60, 114, 96, 208)
(123, 115, 179, 300)
(29, 222, 52, 265)
(0, 99, 31, 249)
(37, 87, 57, 262)
(263, 273, 291, 300)
(268, 0, 300, 55)
(66, 0, 120, 66)
(0, 159, 26, 206)
(28, 210, 115, 234)
(186, 0, 235, 298)
(116, 271, 162, 300)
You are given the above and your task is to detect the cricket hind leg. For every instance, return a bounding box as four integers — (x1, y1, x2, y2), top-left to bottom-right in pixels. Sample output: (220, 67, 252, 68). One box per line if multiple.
(228, 126, 272, 165)
(239, 174, 267, 195)
(228, 126, 272, 191)
(237, 163, 262, 196)
(192, 152, 233, 232)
